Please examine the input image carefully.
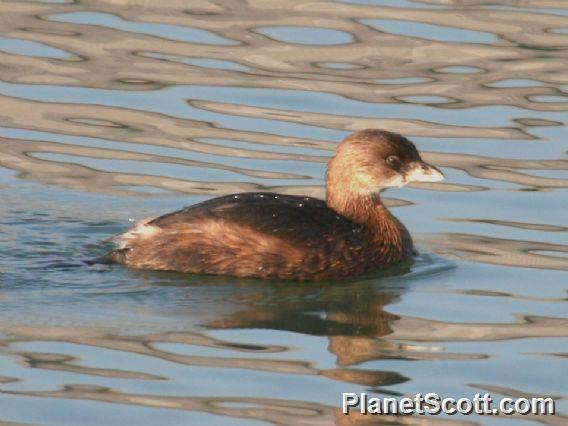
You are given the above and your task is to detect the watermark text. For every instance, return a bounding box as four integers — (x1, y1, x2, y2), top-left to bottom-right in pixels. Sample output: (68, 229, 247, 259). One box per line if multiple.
(342, 392, 555, 416)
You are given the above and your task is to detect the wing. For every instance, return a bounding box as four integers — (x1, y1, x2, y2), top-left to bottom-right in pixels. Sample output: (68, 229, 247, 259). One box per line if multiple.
(148, 192, 366, 245)
(110, 192, 396, 279)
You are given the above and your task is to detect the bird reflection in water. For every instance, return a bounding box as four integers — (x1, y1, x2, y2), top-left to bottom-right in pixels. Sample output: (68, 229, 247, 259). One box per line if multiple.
(145, 261, 413, 391)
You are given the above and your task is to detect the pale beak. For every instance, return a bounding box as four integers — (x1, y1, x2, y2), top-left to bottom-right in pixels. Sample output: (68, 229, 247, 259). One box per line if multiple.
(405, 162, 444, 183)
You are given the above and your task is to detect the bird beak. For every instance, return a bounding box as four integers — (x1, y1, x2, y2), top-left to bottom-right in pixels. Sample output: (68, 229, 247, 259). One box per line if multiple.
(405, 161, 444, 183)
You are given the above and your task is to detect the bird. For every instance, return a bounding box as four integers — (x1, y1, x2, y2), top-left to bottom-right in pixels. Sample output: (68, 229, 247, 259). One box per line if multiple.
(105, 129, 444, 281)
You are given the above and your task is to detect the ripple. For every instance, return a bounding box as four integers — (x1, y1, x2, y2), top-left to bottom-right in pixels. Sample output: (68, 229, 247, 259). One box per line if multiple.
(254, 27, 353, 45)
(487, 79, 545, 88)
(396, 95, 457, 105)
(336, 0, 446, 8)
(316, 61, 364, 70)
(375, 77, 431, 84)
(530, 95, 568, 103)
(138, 52, 249, 72)
(361, 19, 497, 44)
(0, 36, 71, 59)
(0, 1, 567, 424)
(48, 12, 237, 45)
(434, 66, 485, 74)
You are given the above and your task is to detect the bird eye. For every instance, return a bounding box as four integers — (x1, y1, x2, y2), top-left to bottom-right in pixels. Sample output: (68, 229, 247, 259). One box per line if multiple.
(386, 155, 401, 169)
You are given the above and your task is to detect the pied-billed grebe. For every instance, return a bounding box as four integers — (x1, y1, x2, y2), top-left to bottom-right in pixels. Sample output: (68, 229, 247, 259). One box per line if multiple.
(106, 129, 443, 280)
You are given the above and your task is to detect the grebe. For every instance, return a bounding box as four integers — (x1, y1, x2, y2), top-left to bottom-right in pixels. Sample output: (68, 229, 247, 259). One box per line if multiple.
(106, 129, 443, 280)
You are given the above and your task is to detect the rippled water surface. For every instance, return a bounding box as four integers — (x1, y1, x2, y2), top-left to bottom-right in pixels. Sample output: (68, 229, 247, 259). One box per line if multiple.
(0, 0, 567, 425)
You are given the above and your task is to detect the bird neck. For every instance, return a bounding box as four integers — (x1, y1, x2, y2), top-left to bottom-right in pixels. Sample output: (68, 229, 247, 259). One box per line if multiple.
(326, 190, 410, 251)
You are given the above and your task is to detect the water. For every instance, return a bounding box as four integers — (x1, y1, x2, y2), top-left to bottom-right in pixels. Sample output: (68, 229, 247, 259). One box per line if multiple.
(0, 0, 566, 424)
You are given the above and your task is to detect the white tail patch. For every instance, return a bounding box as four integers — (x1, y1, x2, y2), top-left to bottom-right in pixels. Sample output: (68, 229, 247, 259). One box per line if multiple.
(112, 217, 160, 249)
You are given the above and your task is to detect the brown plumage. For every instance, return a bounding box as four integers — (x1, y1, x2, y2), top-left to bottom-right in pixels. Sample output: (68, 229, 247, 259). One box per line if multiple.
(106, 129, 444, 280)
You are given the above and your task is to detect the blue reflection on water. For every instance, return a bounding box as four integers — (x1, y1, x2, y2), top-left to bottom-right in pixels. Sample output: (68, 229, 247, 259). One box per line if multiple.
(255, 27, 353, 45)
(361, 19, 496, 44)
(49, 12, 237, 45)
(0, 37, 71, 59)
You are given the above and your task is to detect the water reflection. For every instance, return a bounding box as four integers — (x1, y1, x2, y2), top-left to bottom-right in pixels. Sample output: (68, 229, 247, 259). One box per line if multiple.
(0, 36, 72, 59)
(0, 0, 567, 424)
(423, 233, 568, 271)
(49, 12, 239, 45)
(1, 261, 566, 424)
